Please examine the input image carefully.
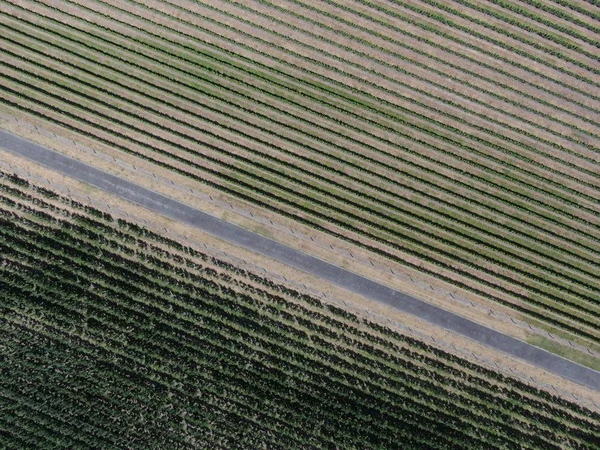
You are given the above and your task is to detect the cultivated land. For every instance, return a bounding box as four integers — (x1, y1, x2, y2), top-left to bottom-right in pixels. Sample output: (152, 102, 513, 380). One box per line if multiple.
(3, 143, 599, 407)
(1, 171, 600, 449)
(4, 129, 599, 391)
(0, 0, 599, 350)
(1, 0, 600, 446)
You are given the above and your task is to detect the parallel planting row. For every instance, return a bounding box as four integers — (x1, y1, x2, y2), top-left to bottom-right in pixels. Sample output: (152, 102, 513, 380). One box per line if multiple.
(1, 171, 599, 449)
(0, 0, 599, 344)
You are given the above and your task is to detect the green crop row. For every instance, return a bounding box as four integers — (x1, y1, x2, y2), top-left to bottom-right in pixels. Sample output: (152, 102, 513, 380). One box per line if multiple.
(4, 171, 598, 424)
(2, 84, 598, 344)
(5, 21, 600, 272)
(5, 54, 599, 307)
(291, 0, 600, 117)
(5, 73, 599, 338)
(1, 179, 583, 416)
(0, 323, 308, 449)
(374, 0, 600, 78)
(520, 0, 600, 30)
(0, 219, 570, 442)
(416, 0, 597, 56)
(3, 4, 596, 250)
(0, 235, 499, 448)
(1, 180, 598, 447)
(5, 48, 600, 312)
(3, 0, 600, 341)
(179, 0, 600, 212)
(322, 0, 600, 103)
(477, 0, 600, 44)
(9, 0, 600, 239)
(214, 0, 600, 143)
(251, 0, 600, 130)
(94, 0, 600, 216)
(121, 0, 600, 166)
(31, 0, 600, 189)
(1, 198, 583, 438)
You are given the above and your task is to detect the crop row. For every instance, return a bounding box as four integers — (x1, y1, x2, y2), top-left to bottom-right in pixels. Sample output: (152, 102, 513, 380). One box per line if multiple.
(1, 181, 598, 429)
(1, 214, 593, 448)
(1, 247, 499, 448)
(3, 171, 598, 424)
(4, 3, 600, 250)
(1, 264, 346, 448)
(5, 55, 599, 311)
(174, 0, 600, 162)
(3, 84, 598, 344)
(8, 45, 596, 302)
(0, 377, 127, 449)
(322, 0, 600, 106)
(0, 218, 557, 444)
(519, 0, 600, 29)
(27, 179, 594, 422)
(6, 75, 600, 343)
(25, 0, 600, 193)
(0, 323, 311, 449)
(0, 190, 585, 429)
(84, 0, 600, 225)
(363, 0, 599, 82)
(0, 317, 444, 450)
(2, 207, 596, 446)
(8, 1, 600, 241)
(98, 0, 600, 167)
(249, 0, 600, 130)
(6, 21, 600, 270)
(177, 0, 600, 211)
(0, 224, 549, 435)
(210, 0, 600, 143)
(292, 0, 599, 117)
(477, 0, 600, 43)
(412, 0, 598, 61)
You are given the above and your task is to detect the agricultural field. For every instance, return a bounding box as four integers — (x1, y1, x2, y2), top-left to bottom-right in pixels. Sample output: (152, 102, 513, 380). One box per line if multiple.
(0, 0, 599, 350)
(1, 0, 600, 446)
(1, 170, 599, 448)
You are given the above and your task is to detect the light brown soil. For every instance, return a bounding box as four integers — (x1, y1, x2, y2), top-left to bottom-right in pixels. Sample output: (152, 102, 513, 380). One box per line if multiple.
(505, 0, 600, 32)
(50, 0, 600, 239)
(266, 0, 599, 125)
(219, 3, 600, 172)
(416, 0, 600, 68)
(188, 0, 599, 159)
(321, 0, 600, 110)
(5, 18, 594, 278)
(216, 0, 600, 142)
(468, 0, 600, 51)
(121, 0, 600, 201)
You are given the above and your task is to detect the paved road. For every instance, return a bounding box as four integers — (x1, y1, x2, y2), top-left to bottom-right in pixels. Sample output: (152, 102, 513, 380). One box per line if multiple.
(1, 129, 599, 392)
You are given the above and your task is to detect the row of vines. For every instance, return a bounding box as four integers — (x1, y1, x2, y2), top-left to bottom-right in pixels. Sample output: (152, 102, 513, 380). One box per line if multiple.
(1, 171, 599, 448)
(0, 0, 598, 345)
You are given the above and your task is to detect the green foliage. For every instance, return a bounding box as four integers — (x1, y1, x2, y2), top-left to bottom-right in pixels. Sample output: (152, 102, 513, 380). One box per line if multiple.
(1, 0, 598, 351)
(1, 173, 599, 448)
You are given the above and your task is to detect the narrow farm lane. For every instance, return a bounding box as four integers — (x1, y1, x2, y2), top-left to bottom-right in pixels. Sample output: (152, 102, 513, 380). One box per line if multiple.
(2, 128, 599, 392)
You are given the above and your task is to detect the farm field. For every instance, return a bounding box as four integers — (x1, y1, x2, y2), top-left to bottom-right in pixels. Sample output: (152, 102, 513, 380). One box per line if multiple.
(1, 170, 600, 448)
(0, 0, 599, 349)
